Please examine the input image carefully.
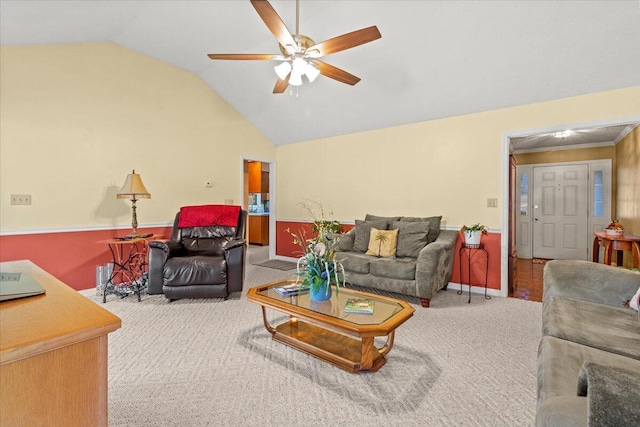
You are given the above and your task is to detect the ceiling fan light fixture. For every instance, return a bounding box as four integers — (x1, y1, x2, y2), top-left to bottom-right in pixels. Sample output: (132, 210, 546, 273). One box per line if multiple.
(274, 61, 292, 80)
(292, 57, 308, 75)
(306, 63, 320, 82)
(289, 72, 303, 86)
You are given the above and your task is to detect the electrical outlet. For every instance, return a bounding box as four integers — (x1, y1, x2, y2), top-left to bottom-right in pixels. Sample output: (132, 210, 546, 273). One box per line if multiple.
(11, 194, 31, 205)
(487, 198, 498, 208)
(224, 199, 234, 205)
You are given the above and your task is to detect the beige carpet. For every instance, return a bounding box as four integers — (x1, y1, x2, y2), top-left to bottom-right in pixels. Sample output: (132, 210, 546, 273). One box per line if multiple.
(86, 246, 542, 426)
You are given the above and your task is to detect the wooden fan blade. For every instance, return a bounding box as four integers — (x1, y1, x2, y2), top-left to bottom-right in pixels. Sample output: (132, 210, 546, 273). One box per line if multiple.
(250, 0, 297, 53)
(273, 75, 290, 94)
(207, 54, 280, 60)
(311, 60, 361, 85)
(306, 26, 381, 58)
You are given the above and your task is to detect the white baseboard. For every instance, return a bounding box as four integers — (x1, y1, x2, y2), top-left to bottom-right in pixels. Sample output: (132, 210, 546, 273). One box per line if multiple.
(446, 282, 503, 298)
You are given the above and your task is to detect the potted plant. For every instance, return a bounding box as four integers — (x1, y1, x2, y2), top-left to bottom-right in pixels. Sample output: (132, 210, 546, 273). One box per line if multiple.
(287, 199, 345, 302)
(461, 223, 488, 246)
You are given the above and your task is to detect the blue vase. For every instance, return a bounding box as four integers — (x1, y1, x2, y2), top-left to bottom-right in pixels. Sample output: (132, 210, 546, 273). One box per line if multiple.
(309, 283, 332, 302)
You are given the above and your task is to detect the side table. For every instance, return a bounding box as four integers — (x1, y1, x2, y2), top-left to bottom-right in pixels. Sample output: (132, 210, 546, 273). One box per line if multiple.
(592, 231, 640, 269)
(458, 243, 490, 304)
(100, 234, 154, 302)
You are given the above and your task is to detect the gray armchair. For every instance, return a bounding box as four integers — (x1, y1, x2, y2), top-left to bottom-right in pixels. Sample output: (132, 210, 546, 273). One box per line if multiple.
(148, 209, 247, 301)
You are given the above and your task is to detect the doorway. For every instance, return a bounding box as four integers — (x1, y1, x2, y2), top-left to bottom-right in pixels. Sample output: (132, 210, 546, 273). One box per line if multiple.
(242, 159, 275, 254)
(502, 117, 640, 299)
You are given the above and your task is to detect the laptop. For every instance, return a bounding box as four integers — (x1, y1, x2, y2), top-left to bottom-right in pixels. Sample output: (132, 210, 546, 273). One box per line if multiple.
(0, 272, 46, 302)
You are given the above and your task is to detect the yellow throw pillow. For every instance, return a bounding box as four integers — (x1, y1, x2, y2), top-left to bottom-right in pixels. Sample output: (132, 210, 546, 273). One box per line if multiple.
(366, 228, 399, 258)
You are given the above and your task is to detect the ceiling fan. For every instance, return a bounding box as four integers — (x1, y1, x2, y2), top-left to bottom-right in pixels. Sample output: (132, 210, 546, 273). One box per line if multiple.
(207, 0, 381, 93)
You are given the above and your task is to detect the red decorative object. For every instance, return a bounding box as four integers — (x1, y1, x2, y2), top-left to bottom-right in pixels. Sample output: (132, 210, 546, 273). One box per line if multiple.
(178, 205, 241, 228)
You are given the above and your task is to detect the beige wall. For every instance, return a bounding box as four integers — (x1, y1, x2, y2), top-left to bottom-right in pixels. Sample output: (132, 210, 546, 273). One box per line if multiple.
(0, 43, 276, 232)
(615, 125, 640, 237)
(277, 87, 640, 229)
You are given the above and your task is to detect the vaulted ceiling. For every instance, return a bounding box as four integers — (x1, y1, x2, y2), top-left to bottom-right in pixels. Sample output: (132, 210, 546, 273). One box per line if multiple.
(2, 1, 639, 146)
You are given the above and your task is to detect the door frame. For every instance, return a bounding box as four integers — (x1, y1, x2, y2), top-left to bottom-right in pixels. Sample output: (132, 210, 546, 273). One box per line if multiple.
(501, 115, 640, 297)
(241, 156, 276, 259)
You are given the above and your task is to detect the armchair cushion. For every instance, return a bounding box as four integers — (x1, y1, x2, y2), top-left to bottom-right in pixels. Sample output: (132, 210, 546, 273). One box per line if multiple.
(164, 256, 227, 287)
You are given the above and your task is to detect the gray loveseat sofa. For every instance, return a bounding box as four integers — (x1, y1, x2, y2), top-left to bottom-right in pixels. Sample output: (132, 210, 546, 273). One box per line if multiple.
(537, 260, 640, 426)
(331, 214, 458, 308)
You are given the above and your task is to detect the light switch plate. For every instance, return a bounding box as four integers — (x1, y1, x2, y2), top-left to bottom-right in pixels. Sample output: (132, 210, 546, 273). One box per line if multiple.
(11, 194, 31, 205)
(487, 198, 498, 208)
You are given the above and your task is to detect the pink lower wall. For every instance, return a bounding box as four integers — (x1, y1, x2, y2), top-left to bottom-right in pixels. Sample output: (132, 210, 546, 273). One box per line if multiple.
(275, 221, 501, 290)
(2, 222, 502, 292)
(0, 227, 171, 291)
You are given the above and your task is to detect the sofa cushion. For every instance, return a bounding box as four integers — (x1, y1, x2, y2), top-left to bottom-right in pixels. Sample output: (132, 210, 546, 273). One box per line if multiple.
(369, 257, 416, 280)
(364, 214, 401, 229)
(399, 215, 442, 244)
(365, 228, 398, 257)
(335, 252, 372, 274)
(543, 296, 640, 360)
(391, 221, 430, 258)
(353, 220, 388, 252)
(330, 231, 354, 252)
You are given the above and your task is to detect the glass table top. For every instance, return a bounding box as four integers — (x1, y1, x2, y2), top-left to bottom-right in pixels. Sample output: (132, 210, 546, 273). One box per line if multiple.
(256, 280, 406, 326)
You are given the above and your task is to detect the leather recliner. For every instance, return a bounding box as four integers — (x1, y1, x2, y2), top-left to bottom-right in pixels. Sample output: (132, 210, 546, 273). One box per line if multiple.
(147, 210, 247, 301)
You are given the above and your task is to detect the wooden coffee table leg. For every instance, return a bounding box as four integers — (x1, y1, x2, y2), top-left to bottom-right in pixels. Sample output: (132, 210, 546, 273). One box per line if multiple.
(378, 330, 396, 356)
(260, 306, 275, 334)
(360, 337, 375, 370)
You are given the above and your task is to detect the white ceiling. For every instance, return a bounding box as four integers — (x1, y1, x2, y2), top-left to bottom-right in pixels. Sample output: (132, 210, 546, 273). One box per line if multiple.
(1, 1, 639, 146)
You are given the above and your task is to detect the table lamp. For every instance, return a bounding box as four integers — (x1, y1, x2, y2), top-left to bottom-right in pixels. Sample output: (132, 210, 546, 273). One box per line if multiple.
(117, 170, 151, 236)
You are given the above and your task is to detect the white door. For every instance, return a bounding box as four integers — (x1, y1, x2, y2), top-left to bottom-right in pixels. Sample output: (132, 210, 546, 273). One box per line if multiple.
(533, 164, 589, 260)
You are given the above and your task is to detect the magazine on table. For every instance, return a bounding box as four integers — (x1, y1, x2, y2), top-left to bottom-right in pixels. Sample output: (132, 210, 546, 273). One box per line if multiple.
(274, 282, 309, 296)
(343, 298, 375, 314)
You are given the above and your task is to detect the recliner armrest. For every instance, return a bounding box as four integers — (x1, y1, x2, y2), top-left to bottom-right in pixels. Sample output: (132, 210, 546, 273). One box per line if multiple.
(222, 238, 246, 251)
(148, 240, 185, 295)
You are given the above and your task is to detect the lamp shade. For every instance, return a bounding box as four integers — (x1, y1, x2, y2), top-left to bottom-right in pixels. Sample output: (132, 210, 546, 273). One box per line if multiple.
(117, 170, 150, 199)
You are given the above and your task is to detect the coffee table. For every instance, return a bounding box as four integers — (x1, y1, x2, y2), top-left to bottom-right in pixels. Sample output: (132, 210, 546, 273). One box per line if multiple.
(246, 280, 415, 373)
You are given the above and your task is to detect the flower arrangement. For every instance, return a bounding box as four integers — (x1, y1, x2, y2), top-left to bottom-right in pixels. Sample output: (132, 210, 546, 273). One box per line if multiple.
(287, 199, 345, 298)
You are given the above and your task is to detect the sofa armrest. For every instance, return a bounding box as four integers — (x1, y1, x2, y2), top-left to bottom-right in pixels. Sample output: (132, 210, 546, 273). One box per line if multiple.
(415, 230, 458, 300)
(543, 260, 640, 308)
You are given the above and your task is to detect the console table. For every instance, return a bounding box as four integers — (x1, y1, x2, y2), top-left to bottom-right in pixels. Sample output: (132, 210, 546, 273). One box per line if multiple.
(592, 231, 640, 269)
(0, 260, 121, 426)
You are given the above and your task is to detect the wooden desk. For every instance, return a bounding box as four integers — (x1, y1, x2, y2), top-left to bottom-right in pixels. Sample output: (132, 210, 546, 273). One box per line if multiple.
(0, 260, 121, 426)
(592, 231, 640, 268)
